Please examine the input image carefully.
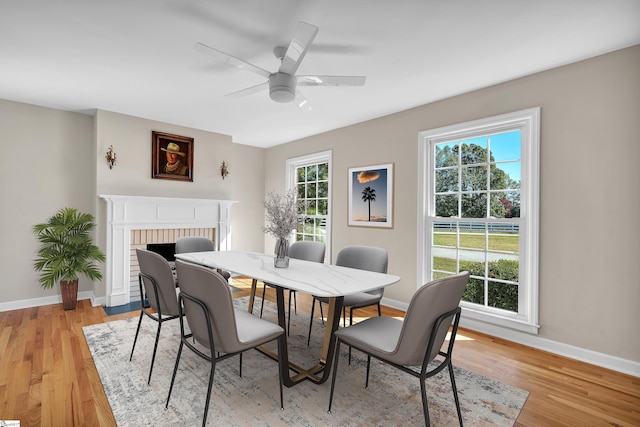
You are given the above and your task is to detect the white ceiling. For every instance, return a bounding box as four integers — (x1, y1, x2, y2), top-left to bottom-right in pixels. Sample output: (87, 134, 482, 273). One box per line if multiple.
(1, 1, 639, 148)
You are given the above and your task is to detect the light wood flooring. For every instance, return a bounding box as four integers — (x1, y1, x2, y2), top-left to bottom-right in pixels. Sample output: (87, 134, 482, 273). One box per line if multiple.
(1, 277, 638, 426)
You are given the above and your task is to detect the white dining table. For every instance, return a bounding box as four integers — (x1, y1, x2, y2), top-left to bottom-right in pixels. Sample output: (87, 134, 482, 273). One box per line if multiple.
(174, 250, 400, 386)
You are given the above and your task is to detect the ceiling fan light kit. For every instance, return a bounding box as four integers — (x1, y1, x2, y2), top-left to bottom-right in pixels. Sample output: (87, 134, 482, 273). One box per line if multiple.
(196, 21, 366, 109)
(269, 72, 296, 103)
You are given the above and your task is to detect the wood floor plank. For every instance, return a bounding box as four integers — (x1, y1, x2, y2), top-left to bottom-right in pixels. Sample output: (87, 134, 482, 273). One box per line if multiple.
(0, 281, 638, 426)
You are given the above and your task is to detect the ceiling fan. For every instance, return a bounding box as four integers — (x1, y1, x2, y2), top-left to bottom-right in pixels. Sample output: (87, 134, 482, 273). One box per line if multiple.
(194, 21, 366, 110)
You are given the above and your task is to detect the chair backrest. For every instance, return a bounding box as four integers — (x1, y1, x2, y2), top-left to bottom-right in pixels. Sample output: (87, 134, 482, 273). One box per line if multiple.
(136, 249, 180, 316)
(393, 272, 469, 366)
(174, 259, 241, 354)
(175, 236, 215, 254)
(289, 240, 326, 263)
(336, 246, 388, 297)
(335, 246, 388, 273)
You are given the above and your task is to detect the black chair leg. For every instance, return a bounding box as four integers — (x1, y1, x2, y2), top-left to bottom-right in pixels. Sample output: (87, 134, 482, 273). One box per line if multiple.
(260, 284, 267, 318)
(293, 290, 297, 314)
(165, 340, 184, 410)
(327, 340, 342, 414)
(307, 298, 316, 346)
(147, 320, 162, 384)
(448, 361, 464, 426)
(420, 378, 431, 427)
(287, 290, 293, 335)
(239, 352, 243, 377)
(365, 354, 371, 388)
(202, 357, 216, 427)
(129, 311, 144, 361)
(277, 336, 285, 410)
(348, 308, 354, 364)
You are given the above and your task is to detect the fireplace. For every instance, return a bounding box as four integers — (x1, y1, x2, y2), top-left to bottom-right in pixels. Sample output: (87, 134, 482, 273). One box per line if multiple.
(100, 195, 236, 307)
(145, 243, 177, 262)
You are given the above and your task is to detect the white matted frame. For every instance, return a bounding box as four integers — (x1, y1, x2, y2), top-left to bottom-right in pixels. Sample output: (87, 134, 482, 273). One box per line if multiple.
(348, 163, 394, 228)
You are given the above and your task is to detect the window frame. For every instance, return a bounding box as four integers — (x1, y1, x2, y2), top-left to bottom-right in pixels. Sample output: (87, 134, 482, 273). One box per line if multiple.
(418, 108, 540, 334)
(286, 150, 332, 262)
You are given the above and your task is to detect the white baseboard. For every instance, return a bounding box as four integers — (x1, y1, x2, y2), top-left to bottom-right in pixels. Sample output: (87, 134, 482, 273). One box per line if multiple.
(0, 291, 101, 312)
(381, 296, 639, 378)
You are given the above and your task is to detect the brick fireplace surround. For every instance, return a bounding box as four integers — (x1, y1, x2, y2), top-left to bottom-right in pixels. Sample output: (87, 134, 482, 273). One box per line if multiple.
(100, 195, 236, 307)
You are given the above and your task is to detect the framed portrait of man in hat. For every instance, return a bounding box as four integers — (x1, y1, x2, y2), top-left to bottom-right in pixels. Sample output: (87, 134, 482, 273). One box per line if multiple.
(151, 131, 194, 181)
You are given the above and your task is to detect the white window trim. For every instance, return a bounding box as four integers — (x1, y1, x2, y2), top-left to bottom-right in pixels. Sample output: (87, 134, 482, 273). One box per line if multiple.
(286, 150, 332, 262)
(418, 108, 540, 334)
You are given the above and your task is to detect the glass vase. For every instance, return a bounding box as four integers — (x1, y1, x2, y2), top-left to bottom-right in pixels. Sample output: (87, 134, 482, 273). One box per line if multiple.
(274, 238, 290, 268)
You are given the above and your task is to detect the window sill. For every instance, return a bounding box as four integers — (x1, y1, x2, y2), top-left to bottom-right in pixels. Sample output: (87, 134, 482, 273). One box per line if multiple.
(460, 304, 540, 335)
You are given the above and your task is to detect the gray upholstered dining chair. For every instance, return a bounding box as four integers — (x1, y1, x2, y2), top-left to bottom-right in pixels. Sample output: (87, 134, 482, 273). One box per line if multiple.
(175, 236, 231, 281)
(166, 259, 286, 427)
(260, 240, 325, 334)
(327, 271, 470, 426)
(307, 245, 388, 347)
(129, 249, 181, 385)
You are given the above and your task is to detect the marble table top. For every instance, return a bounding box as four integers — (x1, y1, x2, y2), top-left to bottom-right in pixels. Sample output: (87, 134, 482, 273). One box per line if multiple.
(174, 250, 400, 298)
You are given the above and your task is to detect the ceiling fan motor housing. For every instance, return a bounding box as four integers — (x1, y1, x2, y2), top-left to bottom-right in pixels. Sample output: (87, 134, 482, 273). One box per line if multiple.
(269, 72, 296, 103)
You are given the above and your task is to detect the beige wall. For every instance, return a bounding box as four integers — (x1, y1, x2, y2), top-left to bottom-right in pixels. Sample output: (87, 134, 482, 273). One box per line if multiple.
(0, 100, 96, 302)
(265, 45, 640, 362)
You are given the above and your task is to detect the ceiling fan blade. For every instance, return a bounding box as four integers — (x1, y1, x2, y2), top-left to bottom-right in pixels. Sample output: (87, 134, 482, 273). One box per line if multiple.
(194, 42, 271, 78)
(225, 81, 269, 98)
(297, 75, 366, 86)
(295, 90, 312, 112)
(279, 22, 318, 75)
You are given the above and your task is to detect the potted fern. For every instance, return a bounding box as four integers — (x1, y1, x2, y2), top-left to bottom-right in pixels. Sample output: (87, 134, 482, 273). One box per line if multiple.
(32, 207, 105, 310)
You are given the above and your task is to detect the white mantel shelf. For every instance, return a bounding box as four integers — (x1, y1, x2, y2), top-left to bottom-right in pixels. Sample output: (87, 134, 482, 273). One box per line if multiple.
(99, 195, 237, 307)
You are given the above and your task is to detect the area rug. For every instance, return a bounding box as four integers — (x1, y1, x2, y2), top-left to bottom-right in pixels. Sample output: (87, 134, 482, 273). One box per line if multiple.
(83, 297, 528, 426)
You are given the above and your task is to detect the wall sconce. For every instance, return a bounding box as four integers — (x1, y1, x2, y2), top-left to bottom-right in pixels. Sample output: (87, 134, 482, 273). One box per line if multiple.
(220, 161, 229, 179)
(105, 145, 117, 169)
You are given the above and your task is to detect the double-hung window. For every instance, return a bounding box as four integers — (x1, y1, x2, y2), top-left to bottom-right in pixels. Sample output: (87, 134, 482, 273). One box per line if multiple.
(418, 108, 540, 334)
(286, 150, 332, 259)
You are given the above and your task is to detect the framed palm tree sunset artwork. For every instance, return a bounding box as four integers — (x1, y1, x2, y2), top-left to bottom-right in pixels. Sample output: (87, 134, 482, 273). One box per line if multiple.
(348, 163, 394, 228)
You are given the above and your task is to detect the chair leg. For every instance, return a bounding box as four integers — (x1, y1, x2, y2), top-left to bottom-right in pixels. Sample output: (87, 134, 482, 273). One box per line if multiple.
(147, 320, 163, 384)
(260, 283, 267, 318)
(129, 311, 144, 362)
(365, 354, 371, 388)
(420, 378, 431, 427)
(348, 308, 355, 365)
(277, 336, 285, 410)
(201, 356, 216, 427)
(293, 290, 297, 314)
(327, 340, 342, 414)
(287, 290, 293, 336)
(239, 352, 243, 378)
(165, 340, 183, 410)
(448, 361, 464, 426)
(307, 298, 316, 346)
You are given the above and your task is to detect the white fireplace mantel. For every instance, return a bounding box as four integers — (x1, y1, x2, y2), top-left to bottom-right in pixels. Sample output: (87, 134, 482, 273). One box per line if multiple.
(99, 195, 237, 307)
